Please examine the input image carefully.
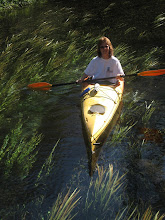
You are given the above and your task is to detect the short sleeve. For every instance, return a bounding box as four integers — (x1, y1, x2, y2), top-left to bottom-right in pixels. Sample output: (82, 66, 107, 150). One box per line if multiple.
(84, 58, 97, 76)
(113, 59, 124, 76)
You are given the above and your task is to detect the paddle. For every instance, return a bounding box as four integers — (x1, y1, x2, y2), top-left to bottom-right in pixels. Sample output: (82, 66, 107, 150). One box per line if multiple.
(27, 81, 77, 90)
(27, 69, 165, 90)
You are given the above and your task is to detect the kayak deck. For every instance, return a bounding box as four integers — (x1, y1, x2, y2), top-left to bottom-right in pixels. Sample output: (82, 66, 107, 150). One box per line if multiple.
(81, 79, 124, 154)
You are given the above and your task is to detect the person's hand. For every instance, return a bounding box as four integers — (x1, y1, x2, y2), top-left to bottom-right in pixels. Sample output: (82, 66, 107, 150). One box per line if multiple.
(116, 74, 124, 86)
(76, 75, 91, 84)
(76, 79, 82, 84)
(117, 74, 124, 80)
(116, 80, 120, 86)
(116, 74, 122, 79)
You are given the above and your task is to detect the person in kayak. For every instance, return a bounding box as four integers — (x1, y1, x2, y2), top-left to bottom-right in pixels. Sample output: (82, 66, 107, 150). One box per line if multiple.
(77, 36, 125, 85)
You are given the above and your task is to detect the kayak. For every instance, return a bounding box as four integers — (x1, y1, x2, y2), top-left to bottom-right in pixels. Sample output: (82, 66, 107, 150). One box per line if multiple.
(81, 79, 124, 155)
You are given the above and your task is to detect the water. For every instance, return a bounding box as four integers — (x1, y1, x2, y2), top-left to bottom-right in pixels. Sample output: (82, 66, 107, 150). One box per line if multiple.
(0, 1, 165, 219)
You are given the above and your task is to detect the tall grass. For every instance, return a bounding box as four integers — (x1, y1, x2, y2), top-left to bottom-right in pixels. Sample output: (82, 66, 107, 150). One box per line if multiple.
(141, 207, 165, 220)
(0, 120, 42, 180)
(0, 120, 43, 219)
(142, 101, 156, 125)
(0, 0, 46, 10)
(49, 189, 81, 220)
(36, 139, 60, 185)
(83, 164, 125, 219)
(48, 165, 165, 220)
(109, 123, 136, 146)
(116, 206, 165, 220)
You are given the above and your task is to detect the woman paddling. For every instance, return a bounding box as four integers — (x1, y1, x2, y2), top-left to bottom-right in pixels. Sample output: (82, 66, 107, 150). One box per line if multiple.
(77, 36, 125, 85)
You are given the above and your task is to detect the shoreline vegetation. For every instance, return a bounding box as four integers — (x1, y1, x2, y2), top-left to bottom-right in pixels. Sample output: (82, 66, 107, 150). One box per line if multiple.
(0, 0, 46, 10)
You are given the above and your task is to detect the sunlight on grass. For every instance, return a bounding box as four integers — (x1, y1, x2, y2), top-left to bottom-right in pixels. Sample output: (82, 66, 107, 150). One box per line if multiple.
(115, 205, 165, 220)
(154, 13, 165, 28)
(110, 123, 136, 146)
(53, 165, 165, 220)
(84, 164, 125, 219)
(142, 101, 156, 125)
(49, 188, 81, 220)
(141, 207, 165, 220)
(0, 0, 46, 10)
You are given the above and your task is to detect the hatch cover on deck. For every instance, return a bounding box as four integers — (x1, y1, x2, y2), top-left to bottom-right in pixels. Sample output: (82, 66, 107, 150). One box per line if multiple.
(89, 104, 105, 114)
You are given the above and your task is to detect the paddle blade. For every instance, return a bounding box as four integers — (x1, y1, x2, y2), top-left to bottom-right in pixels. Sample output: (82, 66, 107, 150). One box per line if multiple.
(28, 82, 52, 90)
(138, 69, 165, 76)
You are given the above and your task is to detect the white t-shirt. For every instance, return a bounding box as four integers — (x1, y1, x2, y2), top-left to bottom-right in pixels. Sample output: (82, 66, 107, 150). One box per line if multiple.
(84, 56, 124, 83)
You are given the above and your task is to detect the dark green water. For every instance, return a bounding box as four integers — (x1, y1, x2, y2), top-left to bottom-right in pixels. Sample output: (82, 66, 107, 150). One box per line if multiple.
(0, 0, 165, 219)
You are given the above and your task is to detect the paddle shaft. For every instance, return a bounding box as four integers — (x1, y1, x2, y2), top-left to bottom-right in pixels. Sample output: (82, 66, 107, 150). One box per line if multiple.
(27, 69, 165, 89)
(85, 69, 165, 82)
(51, 81, 77, 87)
(51, 70, 165, 86)
(50, 74, 131, 87)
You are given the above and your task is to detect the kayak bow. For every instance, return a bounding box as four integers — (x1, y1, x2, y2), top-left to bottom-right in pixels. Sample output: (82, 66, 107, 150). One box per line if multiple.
(81, 79, 124, 154)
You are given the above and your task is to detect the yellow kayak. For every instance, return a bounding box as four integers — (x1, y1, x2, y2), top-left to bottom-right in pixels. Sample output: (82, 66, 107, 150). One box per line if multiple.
(81, 79, 124, 154)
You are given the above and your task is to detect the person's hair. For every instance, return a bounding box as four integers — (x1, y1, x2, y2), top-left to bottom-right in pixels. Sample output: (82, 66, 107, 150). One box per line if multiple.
(97, 36, 114, 58)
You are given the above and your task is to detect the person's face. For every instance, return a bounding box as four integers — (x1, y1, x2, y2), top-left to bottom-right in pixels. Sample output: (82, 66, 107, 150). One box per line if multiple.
(100, 42, 110, 58)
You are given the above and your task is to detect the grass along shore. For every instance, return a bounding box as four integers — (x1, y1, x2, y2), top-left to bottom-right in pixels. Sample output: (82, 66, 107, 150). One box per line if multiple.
(0, 0, 46, 10)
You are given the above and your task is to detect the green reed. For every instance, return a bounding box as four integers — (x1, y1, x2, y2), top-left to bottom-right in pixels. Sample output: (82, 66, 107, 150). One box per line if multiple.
(49, 188, 81, 220)
(140, 207, 165, 220)
(109, 123, 136, 146)
(0, 120, 43, 219)
(48, 165, 164, 220)
(0, 120, 42, 179)
(116, 206, 165, 220)
(36, 139, 60, 184)
(0, 0, 46, 10)
(84, 164, 125, 219)
(142, 101, 156, 125)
